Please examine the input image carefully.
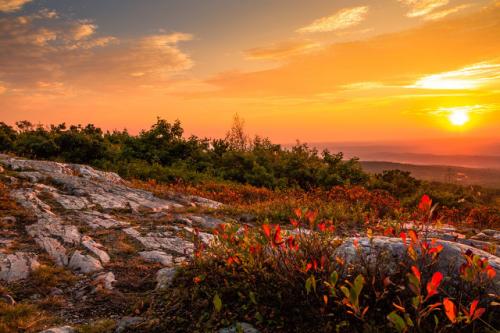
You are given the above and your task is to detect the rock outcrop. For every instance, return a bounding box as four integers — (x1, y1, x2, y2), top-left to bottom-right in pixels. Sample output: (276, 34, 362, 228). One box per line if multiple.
(0, 154, 222, 286)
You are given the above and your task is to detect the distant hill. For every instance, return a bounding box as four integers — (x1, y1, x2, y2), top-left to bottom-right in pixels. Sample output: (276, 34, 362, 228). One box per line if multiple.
(305, 139, 500, 169)
(361, 161, 500, 189)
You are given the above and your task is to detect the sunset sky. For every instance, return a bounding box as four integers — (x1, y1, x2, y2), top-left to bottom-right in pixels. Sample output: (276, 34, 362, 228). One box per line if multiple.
(0, 0, 499, 144)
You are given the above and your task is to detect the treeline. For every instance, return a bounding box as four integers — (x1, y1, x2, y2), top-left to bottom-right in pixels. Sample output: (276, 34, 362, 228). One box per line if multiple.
(0, 117, 498, 209)
(0, 118, 367, 188)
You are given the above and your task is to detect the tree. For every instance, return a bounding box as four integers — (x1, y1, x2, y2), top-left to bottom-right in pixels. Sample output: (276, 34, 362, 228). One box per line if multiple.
(225, 113, 249, 151)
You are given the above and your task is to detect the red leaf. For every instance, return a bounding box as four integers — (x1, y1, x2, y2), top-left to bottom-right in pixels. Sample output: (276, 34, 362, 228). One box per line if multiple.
(262, 224, 271, 238)
(408, 230, 419, 244)
(273, 224, 283, 246)
(486, 266, 496, 279)
(443, 298, 457, 323)
(294, 208, 302, 218)
(305, 262, 313, 272)
(469, 299, 479, 318)
(317, 222, 326, 232)
(472, 308, 486, 321)
(290, 219, 300, 228)
(411, 266, 421, 282)
(419, 194, 432, 211)
(400, 232, 407, 245)
(426, 272, 443, 297)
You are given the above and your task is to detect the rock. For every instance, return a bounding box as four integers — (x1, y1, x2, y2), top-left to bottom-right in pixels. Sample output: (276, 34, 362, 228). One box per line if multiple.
(218, 322, 260, 333)
(190, 215, 224, 229)
(82, 236, 111, 264)
(139, 251, 173, 266)
(68, 251, 103, 273)
(94, 271, 116, 290)
(156, 267, 177, 289)
(77, 211, 128, 229)
(124, 228, 194, 255)
(335, 236, 500, 288)
(27, 217, 81, 245)
(17, 171, 45, 183)
(34, 236, 68, 266)
(115, 316, 144, 333)
(0, 252, 39, 282)
(188, 195, 223, 209)
(1, 216, 16, 224)
(40, 326, 75, 333)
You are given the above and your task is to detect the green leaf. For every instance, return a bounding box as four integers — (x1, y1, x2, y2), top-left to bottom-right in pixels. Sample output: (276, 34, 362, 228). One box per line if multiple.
(330, 271, 338, 286)
(340, 286, 350, 299)
(305, 275, 316, 294)
(387, 311, 407, 333)
(213, 293, 222, 313)
(353, 274, 365, 296)
(305, 276, 312, 294)
(249, 291, 257, 305)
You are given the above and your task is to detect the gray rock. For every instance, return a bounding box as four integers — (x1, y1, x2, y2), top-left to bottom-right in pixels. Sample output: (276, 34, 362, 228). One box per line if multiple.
(115, 316, 144, 333)
(335, 236, 500, 288)
(39, 326, 75, 333)
(0, 252, 40, 282)
(94, 271, 116, 290)
(139, 251, 173, 266)
(190, 215, 224, 229)
(82, 236, 110, 264)
(68, 251, 103, 273)
(156, 267, 177, 289)
(34, 236, 68, 266)
(218, 323, 260, 333)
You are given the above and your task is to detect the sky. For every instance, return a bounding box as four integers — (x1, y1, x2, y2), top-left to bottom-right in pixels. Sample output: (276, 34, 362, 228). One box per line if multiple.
(0, 0, 499, 145)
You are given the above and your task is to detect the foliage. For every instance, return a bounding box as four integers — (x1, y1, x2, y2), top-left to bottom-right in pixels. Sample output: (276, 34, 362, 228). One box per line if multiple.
(149, 197, 499, 332)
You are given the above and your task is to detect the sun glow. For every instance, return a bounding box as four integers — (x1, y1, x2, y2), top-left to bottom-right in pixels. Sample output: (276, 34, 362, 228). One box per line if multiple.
(448, 109, 469, 126)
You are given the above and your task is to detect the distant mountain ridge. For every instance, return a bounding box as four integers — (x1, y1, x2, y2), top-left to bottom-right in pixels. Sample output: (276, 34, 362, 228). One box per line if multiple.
(302, 139, 500, 169)
(361, 161, 500, 189)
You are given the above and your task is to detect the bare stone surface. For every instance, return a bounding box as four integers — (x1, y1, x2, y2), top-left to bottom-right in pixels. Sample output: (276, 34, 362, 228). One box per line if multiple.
(94, 271, 116, 290)
(39, 326, 75, 333)
(139, 250, 173, 266)
(0, 252, 40, 282)
(156, 267, 178, 289)
(68, 251, 103, 273)
(81, 236, 111, 264)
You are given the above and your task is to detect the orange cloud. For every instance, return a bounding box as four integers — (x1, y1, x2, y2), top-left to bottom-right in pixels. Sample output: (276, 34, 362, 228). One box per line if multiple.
(0, 0, 31, 13)
(423, 4, 474, 20)
(296, 6, 369, 34)
(398, 0, 449, 18)
(244, 40, 321, 60)
(0, 9, 193, 94)
(207, 5, 500, 98)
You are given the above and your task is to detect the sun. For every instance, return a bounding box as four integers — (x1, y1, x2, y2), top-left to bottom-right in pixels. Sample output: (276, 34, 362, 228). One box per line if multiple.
(448, 109, 470, 126)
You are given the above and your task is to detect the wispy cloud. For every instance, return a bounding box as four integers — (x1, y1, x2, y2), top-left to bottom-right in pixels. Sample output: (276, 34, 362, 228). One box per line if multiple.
(410, 63, 500, 90)
(0, 0, 31, 13)
(244, 40, 321, 60)
(422, 4, 473, 20)
(0, 9, 194, 94)
(398, 0, 449, 18)
(296, 6, 369, 34)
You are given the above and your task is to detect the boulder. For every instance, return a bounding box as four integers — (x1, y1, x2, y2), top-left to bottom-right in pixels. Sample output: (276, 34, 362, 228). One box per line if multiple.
(68, 251, 103, 273)
(0, 252, 39, 282)
(139, 251, 173, 266)
(156, 267, 177, 289)
(218, 323, 260, 333)
(40, 326, 75, 333)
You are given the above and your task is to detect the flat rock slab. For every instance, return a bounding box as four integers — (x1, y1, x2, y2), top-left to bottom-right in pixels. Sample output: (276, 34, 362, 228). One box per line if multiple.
(0, 252, 40, 282)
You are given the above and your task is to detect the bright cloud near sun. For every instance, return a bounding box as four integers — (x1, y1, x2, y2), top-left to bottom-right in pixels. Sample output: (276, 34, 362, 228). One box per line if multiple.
(296, 6, 369, 34)
(410, 63, 500, 90)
